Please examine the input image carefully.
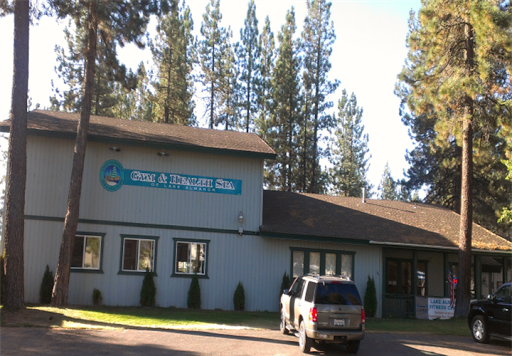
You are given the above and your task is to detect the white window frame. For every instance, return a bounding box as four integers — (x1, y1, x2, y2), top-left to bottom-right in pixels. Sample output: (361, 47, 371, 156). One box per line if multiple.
(71, 234, 103, 271)
(173, 238, 209, 277)
(121, 235, 158, 273)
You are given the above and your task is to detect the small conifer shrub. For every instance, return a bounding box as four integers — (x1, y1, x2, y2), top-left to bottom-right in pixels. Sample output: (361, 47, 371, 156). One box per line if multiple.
(233, 282, 245, 311)
(92, 288, 103, 306)
(364, 275, 377, 317)
(140, 268, 156, 307)
(39, 265, 54, 304)
(187, 273, 201, 309)
(279, 271, 291, 296)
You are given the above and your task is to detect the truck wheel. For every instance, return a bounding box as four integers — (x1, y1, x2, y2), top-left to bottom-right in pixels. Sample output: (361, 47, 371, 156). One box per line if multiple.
(346, 340, 360, 354)
(280, 309, 289, 335)
(471, 315, 490, 343)
(299, 320, 312, 353)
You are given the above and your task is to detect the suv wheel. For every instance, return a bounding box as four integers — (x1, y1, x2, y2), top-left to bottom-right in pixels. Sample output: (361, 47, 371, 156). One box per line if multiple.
(346, 340, 360, 354)
(299, 320, 312, 353)
(471, 315, 490, 343)
(280, 309, 289, 335)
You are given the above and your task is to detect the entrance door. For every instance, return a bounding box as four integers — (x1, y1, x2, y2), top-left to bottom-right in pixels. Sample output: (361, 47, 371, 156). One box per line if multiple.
(386, 259, 412, 294)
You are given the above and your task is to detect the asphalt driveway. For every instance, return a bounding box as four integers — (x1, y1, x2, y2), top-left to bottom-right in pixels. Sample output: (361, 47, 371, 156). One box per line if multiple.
(1, 328, 511, 356)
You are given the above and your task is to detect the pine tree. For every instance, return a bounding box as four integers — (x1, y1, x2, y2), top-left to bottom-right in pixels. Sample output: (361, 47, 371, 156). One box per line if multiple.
(49, 0, 166, 306)
(3, 0, 29, 311)
(266, 7, 301, 191)
(396, 35, 511, 235)
(378, 162, 398, 201)
(199, 0, 228, 129)
(151, 0, 196, 125)
(301, 0, 339, 193)
(255, 15, 275, 141)
(238, 0, 260, 133)
(218, 32, 241, 130)
(329, 90, 371, 198)
(397, 1, 512, 317)
(50, 17, 138, 116)
(112, 62, 156, 122)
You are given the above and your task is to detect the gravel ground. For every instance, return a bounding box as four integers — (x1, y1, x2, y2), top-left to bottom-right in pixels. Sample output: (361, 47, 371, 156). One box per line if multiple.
(1, 327, 511, 356)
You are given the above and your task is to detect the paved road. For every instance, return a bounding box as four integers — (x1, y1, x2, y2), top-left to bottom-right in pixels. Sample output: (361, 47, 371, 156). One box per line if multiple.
(1, 328, 511, 356)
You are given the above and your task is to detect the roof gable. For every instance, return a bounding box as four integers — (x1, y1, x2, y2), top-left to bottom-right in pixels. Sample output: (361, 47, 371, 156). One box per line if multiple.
(0, 110, 276, 159)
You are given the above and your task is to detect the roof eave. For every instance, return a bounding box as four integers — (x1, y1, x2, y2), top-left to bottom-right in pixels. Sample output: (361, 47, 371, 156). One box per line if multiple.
(369, 240, 512, 254)
(3, 126, 277, 160)
(260, 230, 370, 246)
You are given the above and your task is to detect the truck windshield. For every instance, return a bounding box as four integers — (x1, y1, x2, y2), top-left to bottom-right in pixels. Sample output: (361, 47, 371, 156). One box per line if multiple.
(315, 283, 362, 305)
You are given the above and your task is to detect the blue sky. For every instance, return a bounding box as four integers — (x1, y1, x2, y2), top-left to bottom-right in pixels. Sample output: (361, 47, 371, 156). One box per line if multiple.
(0, 0, 422, 194)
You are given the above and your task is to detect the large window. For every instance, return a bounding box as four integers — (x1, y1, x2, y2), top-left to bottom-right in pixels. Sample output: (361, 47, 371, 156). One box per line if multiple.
(121, 235, 158, 272)
(290, 248, 355, 280)
(386, 258, 428, 295)
(173, 238, 209, 277)
(71, 234, 103, 271)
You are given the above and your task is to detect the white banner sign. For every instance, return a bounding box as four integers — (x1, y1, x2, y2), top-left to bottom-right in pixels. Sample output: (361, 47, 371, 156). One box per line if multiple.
(428, 297, 455, 320)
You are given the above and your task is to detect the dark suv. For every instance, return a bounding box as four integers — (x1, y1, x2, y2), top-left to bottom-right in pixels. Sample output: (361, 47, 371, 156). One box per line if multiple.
(468, 282, 512, 343)
(280, 274, 365, 354)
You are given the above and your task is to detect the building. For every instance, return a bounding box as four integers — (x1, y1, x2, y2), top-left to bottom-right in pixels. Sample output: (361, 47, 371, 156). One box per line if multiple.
(1, 110, 511, 317)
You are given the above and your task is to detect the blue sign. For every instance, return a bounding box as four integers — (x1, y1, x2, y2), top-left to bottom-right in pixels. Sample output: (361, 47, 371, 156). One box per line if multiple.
(100, 160, 242, 195)
(100, 160, 124, 192)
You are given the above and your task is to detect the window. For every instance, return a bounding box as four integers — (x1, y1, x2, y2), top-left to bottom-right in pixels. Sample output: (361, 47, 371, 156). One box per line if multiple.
(305, 281, 316, 302)
(293, 251, 305, 277)
(315, 283, 362, 306)
(495, 285, 511, 304)
(417, 261, 427, 296)
(386, 258, 428, 295)
(290, 248, 355, 279)
(325, 253, 336, 276)
(121, 235, 158, 272)
(172, 238, 209, 277)
(71, 234, 103, 270)
(341, 254, 353, 279)
(289, 277, 305, 298)
(310, 252, 320, 275)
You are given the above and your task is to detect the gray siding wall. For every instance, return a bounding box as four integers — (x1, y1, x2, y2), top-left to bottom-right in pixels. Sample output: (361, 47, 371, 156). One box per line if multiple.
(23, 135, 384, 313)
(24, 219, 382, 313)
(25, 136, 264, 231)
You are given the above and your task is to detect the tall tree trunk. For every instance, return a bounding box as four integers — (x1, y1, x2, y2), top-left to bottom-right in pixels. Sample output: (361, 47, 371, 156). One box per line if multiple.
(51, 1, 98, 306)
(302, 101, 308, 192)
(308, 47, 322, 194)
(3, 0, 29, 311)
(165, 62, 171, 124)
(246, 57, 251, 133)
(210, 45, 215, 129)
(455, 22, 475, 318)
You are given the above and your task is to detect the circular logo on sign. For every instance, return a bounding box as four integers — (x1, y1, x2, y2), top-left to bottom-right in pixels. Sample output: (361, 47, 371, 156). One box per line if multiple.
(100, 160, 124, 192)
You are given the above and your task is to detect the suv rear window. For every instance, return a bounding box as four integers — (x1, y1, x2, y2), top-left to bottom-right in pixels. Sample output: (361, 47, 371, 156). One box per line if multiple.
(315, 283, 362, 305)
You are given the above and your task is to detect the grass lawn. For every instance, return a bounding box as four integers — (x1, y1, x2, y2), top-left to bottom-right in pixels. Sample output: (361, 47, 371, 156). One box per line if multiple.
(1, 305, 470, 336)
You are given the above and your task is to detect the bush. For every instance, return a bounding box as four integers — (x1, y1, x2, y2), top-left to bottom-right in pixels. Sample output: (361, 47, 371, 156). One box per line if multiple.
(364, 275, 377, 317)
(279, 271, 291, 296)
(187, 273, 201, 309)
(140, 268, 156, 307)
(233, 282, 245, 311)
(39, 265, 54, 304)
(0, 255, 4, 304)
(92, 288, 103, 306)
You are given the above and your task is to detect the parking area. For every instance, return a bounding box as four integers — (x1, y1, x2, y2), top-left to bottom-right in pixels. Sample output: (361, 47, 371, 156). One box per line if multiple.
(1, 328, 511, 356)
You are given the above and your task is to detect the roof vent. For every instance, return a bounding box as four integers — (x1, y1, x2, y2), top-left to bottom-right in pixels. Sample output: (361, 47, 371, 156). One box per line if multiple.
(362, 188, 366, 203)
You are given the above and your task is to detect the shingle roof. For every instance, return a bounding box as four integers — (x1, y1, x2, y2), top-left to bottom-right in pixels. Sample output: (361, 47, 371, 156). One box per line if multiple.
(0, 110, 276, 159)
(261, 191, 512, 251)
